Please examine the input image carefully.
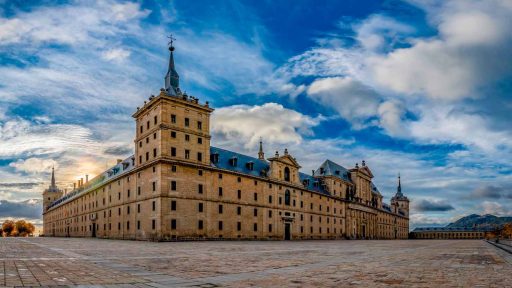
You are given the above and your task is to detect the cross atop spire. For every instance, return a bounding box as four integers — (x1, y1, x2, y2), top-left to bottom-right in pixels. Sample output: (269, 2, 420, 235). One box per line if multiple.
(165, 34, 180, 96)
(258, 137, 265, 160)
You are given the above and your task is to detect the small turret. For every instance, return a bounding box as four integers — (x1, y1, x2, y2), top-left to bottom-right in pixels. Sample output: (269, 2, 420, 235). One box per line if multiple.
(391, 173, 409, 216)
(258, 138, 265, 160)
(42, 166, 63, 212)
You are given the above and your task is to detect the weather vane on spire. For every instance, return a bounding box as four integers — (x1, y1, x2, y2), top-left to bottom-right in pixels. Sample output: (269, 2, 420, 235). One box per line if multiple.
(168, 34, 176, 51)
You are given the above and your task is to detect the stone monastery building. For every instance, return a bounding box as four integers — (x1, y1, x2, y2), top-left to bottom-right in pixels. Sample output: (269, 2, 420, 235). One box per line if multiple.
(43, 42, 409, 241)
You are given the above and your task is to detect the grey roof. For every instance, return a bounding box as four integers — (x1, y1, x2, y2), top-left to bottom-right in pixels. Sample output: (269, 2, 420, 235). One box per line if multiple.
(210, 146, 269, 178)
(412, 227, 494, 232)
(371, 183, 381, 196)
(314, 159, 352, 182)
(47, 155, 136, 210)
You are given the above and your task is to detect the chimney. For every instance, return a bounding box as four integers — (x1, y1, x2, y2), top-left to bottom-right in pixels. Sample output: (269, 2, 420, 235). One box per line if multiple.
(80, 178, 84, 187)
(86, 175, 89, 183)
(73, 183, 76, 190)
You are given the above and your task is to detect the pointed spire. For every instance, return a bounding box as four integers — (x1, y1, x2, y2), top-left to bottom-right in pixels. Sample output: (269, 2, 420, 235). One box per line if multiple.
(165, 34, 180, 96)
(396, 173, 403, 197)
(258, 137, 265, 160)
(51, 166, 56, 187)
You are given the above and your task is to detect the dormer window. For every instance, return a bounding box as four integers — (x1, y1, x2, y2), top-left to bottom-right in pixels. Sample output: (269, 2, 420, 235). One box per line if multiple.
(229, 157, 237, 167)
(211, 153, 219, 164)
(303, 179, 309, 186)
(320, 167, 324, 174)
(246, 162, 254, 170)
(314, 181, 319, 187)
(335, 170, 340, 175)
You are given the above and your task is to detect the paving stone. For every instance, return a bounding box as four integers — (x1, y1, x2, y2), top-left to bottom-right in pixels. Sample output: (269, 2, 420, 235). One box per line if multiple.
(0, 238, 510, 287)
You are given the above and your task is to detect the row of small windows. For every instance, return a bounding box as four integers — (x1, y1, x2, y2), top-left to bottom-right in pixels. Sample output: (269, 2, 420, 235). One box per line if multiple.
(170, 147, 203, 161)
(139, 115, 202, 134)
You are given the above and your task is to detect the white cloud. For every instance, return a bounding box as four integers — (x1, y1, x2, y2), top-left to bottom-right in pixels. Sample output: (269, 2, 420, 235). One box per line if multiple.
(307, 77, 380, 126)
(481, 201, 512, 216)
(9, 158, 58, 174)
(102, 48, 131, 62)
(354, 15, 414, 51)
(377, 101, 406, 137)
(370, 1, 512, 100)
(0, 118, 99, 158)
(211, 103, 323, 149)
(0, 1, 150, 46)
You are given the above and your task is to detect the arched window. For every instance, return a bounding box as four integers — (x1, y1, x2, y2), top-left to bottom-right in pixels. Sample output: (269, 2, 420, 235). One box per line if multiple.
(284, 167, 290, 182)
(285, 190, 291, 206)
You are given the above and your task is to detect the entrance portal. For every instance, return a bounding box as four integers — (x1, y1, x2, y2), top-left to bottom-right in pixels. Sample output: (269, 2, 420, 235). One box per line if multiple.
(284, 223, 291, 240)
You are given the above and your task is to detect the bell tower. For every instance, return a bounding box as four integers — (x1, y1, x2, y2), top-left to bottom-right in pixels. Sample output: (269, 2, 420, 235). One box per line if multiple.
(42, 167, 63, 212)
(391, 174, 409, 216)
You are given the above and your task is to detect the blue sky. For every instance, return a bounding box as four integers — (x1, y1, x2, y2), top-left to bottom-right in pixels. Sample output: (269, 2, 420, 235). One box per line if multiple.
(1, 0, 511, 228)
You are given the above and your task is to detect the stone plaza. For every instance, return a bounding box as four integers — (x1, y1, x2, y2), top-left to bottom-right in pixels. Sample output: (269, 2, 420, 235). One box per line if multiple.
(1, 238, 511, 287)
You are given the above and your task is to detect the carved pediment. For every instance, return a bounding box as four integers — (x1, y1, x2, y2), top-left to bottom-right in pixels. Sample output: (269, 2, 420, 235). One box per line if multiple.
(359, 166, 374, 178)
(268, 154, 301, 168)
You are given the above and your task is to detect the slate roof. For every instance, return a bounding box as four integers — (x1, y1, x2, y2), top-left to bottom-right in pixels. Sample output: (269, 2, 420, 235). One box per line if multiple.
(412, 227, 494, 232)
(371, 183, 381, 196)
(47, 155, 136, 210)
(210, 146, 270, 178)
(314, 159, 352, 182)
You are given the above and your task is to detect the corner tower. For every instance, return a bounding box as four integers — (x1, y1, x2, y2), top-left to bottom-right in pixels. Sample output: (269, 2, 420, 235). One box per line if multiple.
(391, 174, 409, 216)
(42, 167, 63, 212)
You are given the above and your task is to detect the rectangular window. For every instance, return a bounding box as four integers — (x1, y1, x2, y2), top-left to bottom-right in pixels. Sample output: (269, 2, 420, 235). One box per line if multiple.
(127, 206, 130, 214)
(127, 189, 130, 198)
(237, 222, 241, 231)
(137, 204, 140, 213)
(268, 195, 272, 203)
(218, 173, 222, 179)
(146, 152, 149, 161)
(268, 224, 272, 232)
(185, 149, 190, 159)
(254, 193, 257, 201)
(137, 186, 141, 195)
(171, 147, 176, 157)
(153, 148, 157, 157)
(268, 210, 272, 218)
(172, 165, 177, 172)
(253, 208, 258, 217)
(253, 223, 257, 232)
(147, 121, 150, 129)
(198, 170, 203, 176)
(154, 115, 157, 125)
(185, 118, 189, 127)
(198, 137, 202, 144)
(171, 114, 176, 123)
(171, 219, 176, 230)
(198, 203, 203, 212)
(152, 181, 156, 192)
(139, 155, 142, 164)
(198, 184, 203, 194)
(198, 220, 203, 230)
(185, 134, 190, 141)
(118, 223, 121, 230)
(140, 126, 143, 133)
(152, 219, 156, 230)
(127, 221, 130, 230)
(237, 190, 241, 199)
(218, 187, 223, 197)
(218, 204, 223, 214)
(137, 221, 140, 230)
(171, 200, 177, 211)
(197, 152, 202, 162)
(118, 207, 121, 215)
(171, 181, 177, 191)
(218, 221, 223, 230)
(152, 201, 156, 211)
(279, 197, 282, 205)
(197, 121, 202, 130)
(237, 206, 241, 215)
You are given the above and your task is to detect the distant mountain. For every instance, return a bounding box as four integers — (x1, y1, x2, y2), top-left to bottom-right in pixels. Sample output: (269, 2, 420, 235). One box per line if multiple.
(446, 214, 512, 229)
